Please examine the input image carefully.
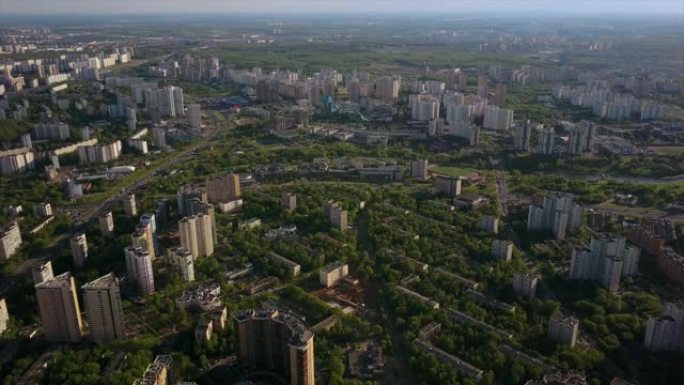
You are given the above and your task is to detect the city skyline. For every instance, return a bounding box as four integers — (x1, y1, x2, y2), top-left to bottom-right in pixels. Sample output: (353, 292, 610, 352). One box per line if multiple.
(0, 0, 680, 15)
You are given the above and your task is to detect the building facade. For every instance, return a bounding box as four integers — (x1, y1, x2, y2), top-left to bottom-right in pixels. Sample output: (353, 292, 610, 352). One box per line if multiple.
(233, 308, 315, 385)
(82, 273, 126, 342)
(0, 222, 22, 260)
(124, 247, 155, 295)
(35, 272, 84, 342)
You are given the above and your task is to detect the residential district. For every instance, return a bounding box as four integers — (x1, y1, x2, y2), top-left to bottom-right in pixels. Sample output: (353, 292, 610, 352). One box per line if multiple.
(0, 11, 682, 385)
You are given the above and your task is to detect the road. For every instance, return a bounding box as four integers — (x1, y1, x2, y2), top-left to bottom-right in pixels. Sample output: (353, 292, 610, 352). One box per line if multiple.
(492, 156, 509, 218)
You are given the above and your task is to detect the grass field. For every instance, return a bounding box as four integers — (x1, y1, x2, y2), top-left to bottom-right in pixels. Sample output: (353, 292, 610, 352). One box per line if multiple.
(647, 146, 684, 155)
(431, 166, 478, 176)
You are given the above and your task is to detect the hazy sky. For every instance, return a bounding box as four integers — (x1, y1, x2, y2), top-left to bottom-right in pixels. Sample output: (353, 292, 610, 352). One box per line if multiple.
(0, 0, 681, 15)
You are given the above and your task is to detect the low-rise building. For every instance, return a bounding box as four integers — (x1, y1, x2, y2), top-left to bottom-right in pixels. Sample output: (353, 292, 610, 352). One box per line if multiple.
(267, 251, 301, 277)
(133, 355, 174, 385)
(176, 283, 222, 311)
(434, 175, 462, 198)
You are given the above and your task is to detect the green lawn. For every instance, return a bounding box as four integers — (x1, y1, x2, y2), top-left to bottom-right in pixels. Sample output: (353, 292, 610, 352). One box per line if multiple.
(431, 166, 478, 177)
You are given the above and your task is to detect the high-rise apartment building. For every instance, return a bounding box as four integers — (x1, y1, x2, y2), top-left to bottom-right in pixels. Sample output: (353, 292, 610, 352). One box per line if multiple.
(479, 216, 499, 234)
(282, 193, 297, 211)
(0, 222, 22, 260)
(124, 246, 155, 295)
(170, 247, 195, 282)
(70, 233, 88, 268)
(78, 140, 122, 164)
(483, 106, 514, 130)
(527, 193, 583, 241)
(32, 260, 54, 285)
(82, 273, 125, 342)
(140, 214, 159, 256)
(32, 202, 52, 218)
(446, 103, 469, 125)
(411, 159, 429, 180)
(206, 173, 241, 204)
(565, 121, 597, 155)
(324, 201, 348, 231)
(374, 76, 401, 102)
(0, 148, 35, 174)
(188, 103, 201, 130)
(512, 273, 539, 299)
(409, 94, 440, 121)
(145, 86, 184, 117)
(233, 308, 315, 385)
(177, 185, 207, 216)
(35, 272, 84, 342)
(256, 79, 280, 103)
(494, 83, 507, 106)
(514, 120, 537, 152)
(477, 74, 488, 98)
(0, 297, 8, 335)
(644, 302, 684, 353)
(32, 122, 70, 140)
(548, 314, 579, 347)
(99, 211, 115, 238)
(537, 127, 556, 155)
(179, 214, 215, 259)
(570, 234, 640, 292)
(492, 240, 513, 262)
(123, 194, 137, 216)
(131, 223, 155, 259)
(446, 70, 467, 92)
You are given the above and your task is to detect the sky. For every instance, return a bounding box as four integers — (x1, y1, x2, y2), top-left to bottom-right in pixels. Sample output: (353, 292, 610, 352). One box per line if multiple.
(0, 0, 681, 15)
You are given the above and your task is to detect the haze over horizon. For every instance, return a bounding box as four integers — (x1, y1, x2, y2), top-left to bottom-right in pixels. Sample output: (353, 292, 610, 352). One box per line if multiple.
(0, 0, 681, 16)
